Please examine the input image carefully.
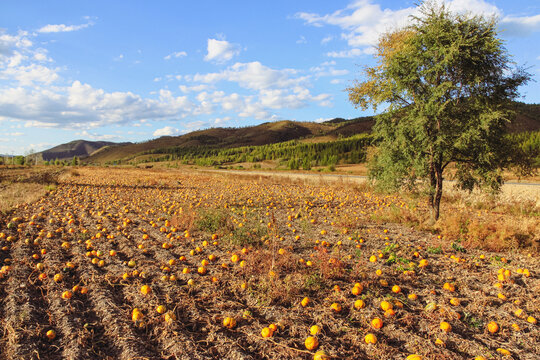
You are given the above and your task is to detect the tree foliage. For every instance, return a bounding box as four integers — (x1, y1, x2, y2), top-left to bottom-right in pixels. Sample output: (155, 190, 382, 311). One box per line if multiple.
(347, 2, 531, 221)
(133, 133, 373, 169)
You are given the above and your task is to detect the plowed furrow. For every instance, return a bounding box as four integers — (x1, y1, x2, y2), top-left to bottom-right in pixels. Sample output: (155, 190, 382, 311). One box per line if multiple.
(43, 243, 95, 360)
(2, 243, 59, 360)
(89, 283, 159, 360)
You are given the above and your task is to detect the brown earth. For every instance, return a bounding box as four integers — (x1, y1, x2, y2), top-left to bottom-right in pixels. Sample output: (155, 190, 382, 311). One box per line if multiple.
(0, 167, 538, 360)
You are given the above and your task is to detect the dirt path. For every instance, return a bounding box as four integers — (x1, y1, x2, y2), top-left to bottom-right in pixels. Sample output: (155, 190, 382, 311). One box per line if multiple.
(203, 169, 540, 206)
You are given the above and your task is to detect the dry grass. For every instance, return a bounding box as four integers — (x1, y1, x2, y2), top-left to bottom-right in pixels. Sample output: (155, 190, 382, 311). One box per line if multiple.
(0, 182, 49, 213)
(201, 167, 539, 253)
(0, 166, 63, 214)
(366, 188, 539, 253)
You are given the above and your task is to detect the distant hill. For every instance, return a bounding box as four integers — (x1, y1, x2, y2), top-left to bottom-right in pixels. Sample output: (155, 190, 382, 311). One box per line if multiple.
(71, 102, 540, 164)
(508, 102, 540, 132)
(38, 140, 131, 161)
(84, 120, 359, 163)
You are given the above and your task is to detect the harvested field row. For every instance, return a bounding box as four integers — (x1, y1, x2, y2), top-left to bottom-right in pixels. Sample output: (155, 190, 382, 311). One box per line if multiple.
(0, 167, 537, 359)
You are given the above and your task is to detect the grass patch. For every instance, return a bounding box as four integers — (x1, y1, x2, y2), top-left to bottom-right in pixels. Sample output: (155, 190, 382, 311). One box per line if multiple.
(194, 208, 233, 234)
(0, 182, 48, 214)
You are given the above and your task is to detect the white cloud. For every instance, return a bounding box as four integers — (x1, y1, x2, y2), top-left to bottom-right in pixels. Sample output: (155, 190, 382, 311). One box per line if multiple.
(297, 0, 540, 54)
(33, 48, 51, 62)
(6, 51, 27, 67)
(0, 82, 196, 130)
(0, 26, 334, 133)
(165, 74, 183, 81)
(196, 85, 331, 118)
(296, 0, 414, 49)
(329, 69, 349, 76)
(113, 54, 124, 61)
(197, 90, 271, 119)
(0, 31, 32, 73)
(192, 61, 307, 91)
(75, 130, 120, 141)
(500, 14, 540, 36)
(38, 22, 92, 33)
(296, 36, 307, 44)
(314, 117, 332, 123)
(321, 36, 333, 44)
(204, 38, 241, 63)
(1, 63, 59, 85)
(153, 126, 179, 137)
(1, 30, 59, 86)
(179, 84, 211, 93)
(330, 79, 342, 84)
(27, 142, 55, 152)
(310, 63, 349, 78)
(164, 51, 187, 60)
(445, 0, 499, 16)
(0, 30, 32, 56)
(259, 87, 331, 109)
(187, 61, 333, 118)
(326, 48, 369, 58)
(185, 120, 206, 130)
(214, 116, 231, 125)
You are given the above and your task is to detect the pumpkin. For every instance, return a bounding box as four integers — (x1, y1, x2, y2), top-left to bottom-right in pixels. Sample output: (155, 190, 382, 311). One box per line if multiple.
(46, 329, 56, 340)
(371, 317, 383, 329)
(364, 333, 377, 344)
(487, 321, 499, 333)
(141, 285, 151, 295)
(305, 336, 319, 350)
(313, 350, 329, 360)
(223, 317, 236, 329)
(354, 299, 365, 309)
(440, 321, 451, 333)
(380, 301, 392, 311)
(261, 327, 273, 338)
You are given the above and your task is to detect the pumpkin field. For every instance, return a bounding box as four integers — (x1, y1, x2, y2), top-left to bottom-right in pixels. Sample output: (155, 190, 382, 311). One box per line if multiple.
(0, 167, 538, 360)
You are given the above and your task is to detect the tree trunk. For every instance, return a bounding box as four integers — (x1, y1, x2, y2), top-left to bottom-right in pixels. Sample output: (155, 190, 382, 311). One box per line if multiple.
(428, 160, 437, 224)
(434, 166, 444, 221)
(428, 158, 444, 223)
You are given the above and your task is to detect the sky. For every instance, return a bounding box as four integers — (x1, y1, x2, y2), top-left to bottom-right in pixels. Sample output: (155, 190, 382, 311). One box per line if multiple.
(1, 0, 540, 155)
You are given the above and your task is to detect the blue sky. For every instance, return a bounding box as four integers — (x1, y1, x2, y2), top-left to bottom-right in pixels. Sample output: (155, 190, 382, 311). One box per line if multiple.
(1, 0, 540, 155)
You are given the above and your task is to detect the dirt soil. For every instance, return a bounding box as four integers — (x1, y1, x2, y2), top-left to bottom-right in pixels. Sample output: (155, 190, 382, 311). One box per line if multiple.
(0, 166, 538, 360)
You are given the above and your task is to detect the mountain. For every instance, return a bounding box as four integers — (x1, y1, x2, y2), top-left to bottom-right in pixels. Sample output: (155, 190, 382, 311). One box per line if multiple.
(38, 140, 132, 161)
(84, 120, 359, 163)
(66, 102, 540, 164)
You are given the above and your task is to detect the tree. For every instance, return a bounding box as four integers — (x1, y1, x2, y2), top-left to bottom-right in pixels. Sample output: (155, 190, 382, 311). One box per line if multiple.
(347, 2, 530, 222)
(13, 155, 25, 166)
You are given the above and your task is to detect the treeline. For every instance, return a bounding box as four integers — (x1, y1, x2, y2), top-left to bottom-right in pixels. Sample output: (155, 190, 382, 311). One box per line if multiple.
(103, 130, 539, 173)
(507, 130, 540, 172)
(43, 156, 80, 166)
(137, 134, 374, 170)
(0, 156, 80, 166)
